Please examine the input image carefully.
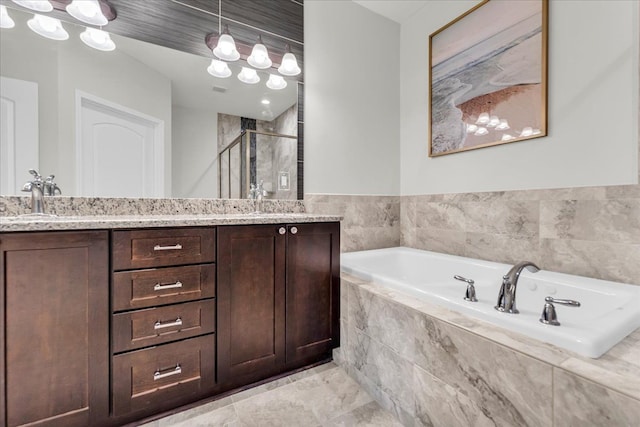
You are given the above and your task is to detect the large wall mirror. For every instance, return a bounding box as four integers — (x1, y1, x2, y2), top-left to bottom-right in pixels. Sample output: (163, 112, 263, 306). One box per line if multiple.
(0, 0, 304, 200)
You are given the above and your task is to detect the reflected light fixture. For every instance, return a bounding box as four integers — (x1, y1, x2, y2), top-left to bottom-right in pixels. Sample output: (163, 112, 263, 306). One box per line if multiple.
(27, 13, 68, 40)
(501, 134, 514, 141)
(207, 59, 232, 78)
(495, 119, 510, 131)
(261, 99, 270, 105)
(213, 24, 240, 61)
(475, 112, 490, 125)
(465, 123, 478, 133)
(237, 67, 260, 84)
(66, 0, 108, 26)
(11, 0, 52, 12)
(278, 44, 301, 76)
(247, 35, 272, 69)
(266, 74, 287, 90)
(1, 5, 16, 29)
(474, 127, 489, 136)
(80, 27, 115, 51)
(520, 127, 534, 137)
(487, 115, 500, 128)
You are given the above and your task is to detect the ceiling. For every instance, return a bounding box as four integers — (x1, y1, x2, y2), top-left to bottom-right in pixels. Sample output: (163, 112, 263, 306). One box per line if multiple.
(352, 0, 428, 24)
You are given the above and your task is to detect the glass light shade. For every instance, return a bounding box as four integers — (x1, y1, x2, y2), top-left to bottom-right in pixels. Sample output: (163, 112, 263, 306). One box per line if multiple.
(501, 134, 514, 141)
(278, 52, 301, 76)
(487, 115, 500, 128)
(66, 0, 108, 26)
(213, 33, 240, 61)
(207, 59, 231, 78)
(474, 127, 488, 136)
(247, 42, 272, 69)
(27, 14, 69, 40)
(465, 123, 478, 133)
(266, 74, 287, 90)
(475, 112, 490, 125)
(495, 119, 510, 131)
(237, 67, 260, 84)
(520, 127, 534, 137)
(1, 5, 16, 29)
(80, 27, 115, 51)
(11, 0, 52, 12)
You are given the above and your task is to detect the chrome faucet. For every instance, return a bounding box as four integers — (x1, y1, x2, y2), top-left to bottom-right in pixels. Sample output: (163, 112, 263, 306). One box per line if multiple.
(248, 180, 266, 213)
(21, 169, 46, 214)
(495, 261, 540, 314)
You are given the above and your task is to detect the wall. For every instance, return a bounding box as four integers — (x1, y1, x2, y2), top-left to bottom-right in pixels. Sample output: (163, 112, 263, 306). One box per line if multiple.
(304, 0, 400, 195)
(172, 106, 218, 198)
(400, 0, 639, 195)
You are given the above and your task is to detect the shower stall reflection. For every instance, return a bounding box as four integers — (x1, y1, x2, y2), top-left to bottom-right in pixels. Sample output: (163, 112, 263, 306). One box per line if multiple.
(218, 130, 298, 200)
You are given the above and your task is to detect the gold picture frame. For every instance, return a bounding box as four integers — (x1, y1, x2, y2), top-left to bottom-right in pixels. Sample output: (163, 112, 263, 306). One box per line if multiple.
(428, 0, 548, 157)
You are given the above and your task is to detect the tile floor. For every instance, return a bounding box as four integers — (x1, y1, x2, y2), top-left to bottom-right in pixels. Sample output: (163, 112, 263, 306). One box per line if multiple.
(140, 363, 403, 427)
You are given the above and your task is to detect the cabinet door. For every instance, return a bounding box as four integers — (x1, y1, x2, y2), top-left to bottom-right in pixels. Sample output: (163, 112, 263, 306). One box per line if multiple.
(217, 225, 286, 386)
(0, 231, 109, 427)
(286, 222, 340, 366)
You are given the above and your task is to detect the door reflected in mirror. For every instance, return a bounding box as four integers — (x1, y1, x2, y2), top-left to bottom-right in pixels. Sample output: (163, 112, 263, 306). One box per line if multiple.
(0, 7, 298, 199)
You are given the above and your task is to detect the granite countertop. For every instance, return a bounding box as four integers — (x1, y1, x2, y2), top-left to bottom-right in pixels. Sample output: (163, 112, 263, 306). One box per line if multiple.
(0, 213, 343, 232)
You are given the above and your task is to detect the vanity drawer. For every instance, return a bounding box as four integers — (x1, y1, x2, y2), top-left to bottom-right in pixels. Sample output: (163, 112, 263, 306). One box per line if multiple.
(113, 228, 216, 270)
(112, 335, 215, 416)
(112, 299, 216, 353)
(113, 263, 216, 311)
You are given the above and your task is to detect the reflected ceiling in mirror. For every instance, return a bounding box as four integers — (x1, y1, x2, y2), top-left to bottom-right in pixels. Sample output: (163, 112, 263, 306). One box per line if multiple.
(0, 6, 297, 199)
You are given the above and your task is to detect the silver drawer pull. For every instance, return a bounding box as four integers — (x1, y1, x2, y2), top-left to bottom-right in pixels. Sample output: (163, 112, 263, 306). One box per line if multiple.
(154, 281, 183, 291)
(153, 244, 183, 251)
(278, 227, 286, 235)
(290, 226, 298, 234)
(153, 364, 181, 381)
(154, 317, 183, 330)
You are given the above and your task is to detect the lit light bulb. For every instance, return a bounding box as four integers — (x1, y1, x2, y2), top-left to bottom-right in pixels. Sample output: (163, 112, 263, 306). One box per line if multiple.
(247, 36, 272, 69)
(487, 115, 500, 128)
(476, 112, 490, 125)
(66, 0, 108, 26)
(474, 127, 488, 136)
(27, 14, 69, 40)
(495, 119, 510, 131)
(1, 5, 16, 29)
(266, 74, 287, 90)
(207, 59, 231, 78)
(277, 44, 301, 76)
(80, 27, 115, 51)
(213, 26, 240, 62)
(237, 67, 260, 84)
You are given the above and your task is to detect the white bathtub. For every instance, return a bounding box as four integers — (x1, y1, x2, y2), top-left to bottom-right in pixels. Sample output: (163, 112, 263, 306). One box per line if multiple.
(341, 247, 640, 358)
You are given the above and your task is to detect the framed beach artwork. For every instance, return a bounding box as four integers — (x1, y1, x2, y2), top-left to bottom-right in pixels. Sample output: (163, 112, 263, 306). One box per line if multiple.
(429, 0, 548, 157)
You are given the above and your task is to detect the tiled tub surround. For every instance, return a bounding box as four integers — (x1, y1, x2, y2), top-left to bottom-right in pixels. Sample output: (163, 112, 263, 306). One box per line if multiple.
(305, 194, 400, 252)
(337, 273, 640, 427)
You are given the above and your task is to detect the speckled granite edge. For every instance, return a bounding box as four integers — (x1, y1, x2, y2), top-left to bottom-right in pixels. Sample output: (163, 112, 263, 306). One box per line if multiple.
(0, 213, 343, 232)
(0, 196, 306, 217)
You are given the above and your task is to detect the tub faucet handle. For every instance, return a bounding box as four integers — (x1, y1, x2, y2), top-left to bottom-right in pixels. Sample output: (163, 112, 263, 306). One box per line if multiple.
(540, 296, 581, 326)
(454, 275, 478, 302)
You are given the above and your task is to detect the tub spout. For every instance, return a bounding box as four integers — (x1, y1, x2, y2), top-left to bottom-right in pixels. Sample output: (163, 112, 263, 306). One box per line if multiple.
(495, 261, 540, 314)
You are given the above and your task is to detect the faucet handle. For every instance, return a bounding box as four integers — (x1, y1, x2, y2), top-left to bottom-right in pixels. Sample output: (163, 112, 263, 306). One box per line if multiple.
(454, 275, 478, 302)
(28, 169, 42, 180)
(540, 296, 581, 326)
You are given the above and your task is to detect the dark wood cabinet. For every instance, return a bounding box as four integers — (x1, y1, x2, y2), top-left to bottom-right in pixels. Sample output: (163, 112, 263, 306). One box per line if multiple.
(0, 231, 109, 427)
(217, 222, 340, 387)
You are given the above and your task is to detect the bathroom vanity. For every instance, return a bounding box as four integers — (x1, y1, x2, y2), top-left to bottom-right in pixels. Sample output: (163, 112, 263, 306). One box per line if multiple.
(0, 215, 340, 427)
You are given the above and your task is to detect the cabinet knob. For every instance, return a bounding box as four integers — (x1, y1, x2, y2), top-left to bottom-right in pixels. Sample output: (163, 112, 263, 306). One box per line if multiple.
(290, 226, 298, 235)
(278, 227, 286, 235)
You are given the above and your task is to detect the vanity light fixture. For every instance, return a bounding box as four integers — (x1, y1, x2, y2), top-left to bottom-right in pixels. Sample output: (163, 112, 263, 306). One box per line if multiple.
(495, 119, 510, 131)
(487, 115, 500, 128)
(474, 127, 489, 136)
(520, 127, 534, 137)
(475, 112, 490, 125)
(237, 67, 260, 84)
(11, 0, 52, 12)
(247, 35, 272, 69)
(27, 13, 68, 40)
(465, 123, 478, 133)
(266, 74, 287, 90)
(501, 134, 514, 141)
(66, 0, 108, 26)
(278, 44, 301, 76)
(207, 59, 232, 78)
(80, 27, 115, 51)
(0, 5, 16, 28)
(213, 24, 240, 61)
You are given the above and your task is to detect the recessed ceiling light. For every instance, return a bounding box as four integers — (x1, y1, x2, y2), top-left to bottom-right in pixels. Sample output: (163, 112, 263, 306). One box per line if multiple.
(261, 99, 270, 105)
